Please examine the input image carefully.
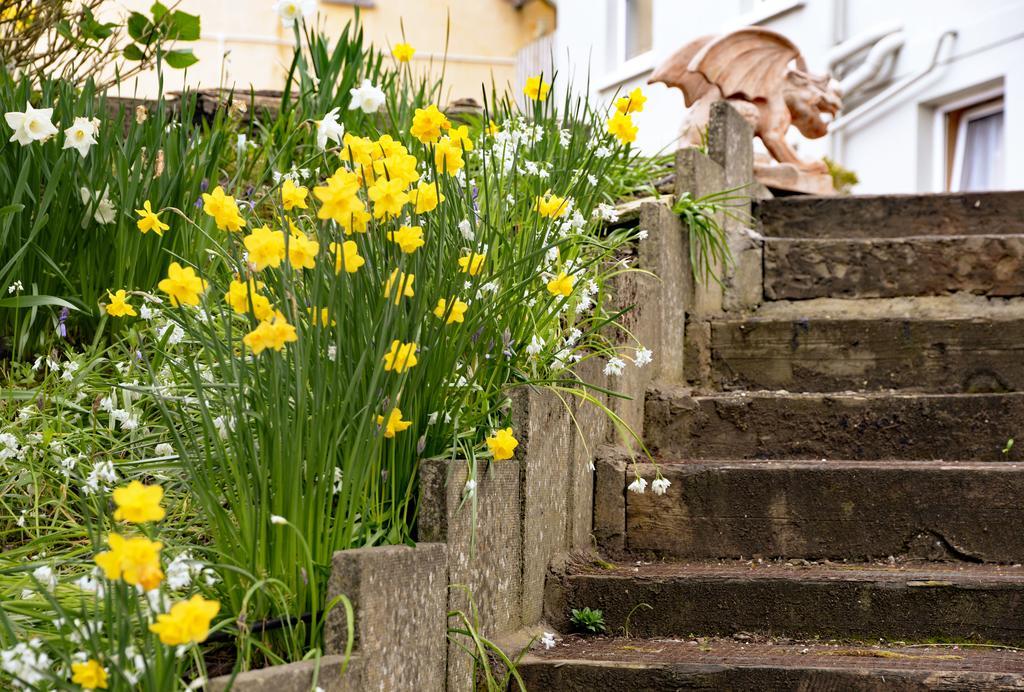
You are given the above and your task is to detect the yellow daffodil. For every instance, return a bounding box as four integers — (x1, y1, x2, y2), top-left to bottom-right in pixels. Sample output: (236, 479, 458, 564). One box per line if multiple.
(94, 533, 164, 591)
(412, 181, 444, 213)
(486, 427, 519, 460)
(243, 226, 286, 271)
(368, 177, 409, 219)
(486, 119, 500, 136)
(340, 133, 377, 177)
(313, 168, 362, 223)
(158, 262, 207, 307)
(201, 186, 247, 232)
(410, 104, 450, 144)
(458, 252, 486, 276)
(105, 289, 136, 318)
(615, 87, 646, 115)
(384, 269, 415, 303)
(389, 225, 425, 254)
(287, 226, 320, 269)
(135, 200, 169, 236)
(546, 272, 575, 297)
(392, 42, 415, 63)
(434, 297, 468, 325)
(331, 240, 365, 274)
(607, 111, 638, 144)
(225, 278, 274, 321)
(434, 137, 465, 175)
(149, 595, 221, 646)
(281, 179, 308, 210)
(308, 306, 335, 327)
(70, 659, 108, 690)
(535, 194, 568, 218)
(382, 339, 418, 372)
(373, 152, 420, 188)
(377, 407, 412, 437)
(523, 75, 551, 101)
(243, 314, 298, 355)
(447, 124, 474, 151)
(112, 481, 165, 523)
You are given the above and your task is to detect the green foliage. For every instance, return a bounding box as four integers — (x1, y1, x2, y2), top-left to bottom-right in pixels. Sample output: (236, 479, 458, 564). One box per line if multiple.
(569, 607, 606, 634)
(824, 156, 859, 195)
(672, 187, 751, 286)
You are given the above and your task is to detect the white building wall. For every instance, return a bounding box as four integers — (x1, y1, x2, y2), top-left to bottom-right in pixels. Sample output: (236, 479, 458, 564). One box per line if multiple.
(555, 0, 1024, 193)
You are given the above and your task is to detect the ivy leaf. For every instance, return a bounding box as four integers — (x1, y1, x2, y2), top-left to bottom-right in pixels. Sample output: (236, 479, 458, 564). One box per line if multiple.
(164, 48, 199, 69)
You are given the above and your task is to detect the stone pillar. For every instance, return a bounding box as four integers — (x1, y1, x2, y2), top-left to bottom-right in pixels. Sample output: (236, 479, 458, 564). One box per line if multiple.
(324, 544, 448, 691)
(707, 100, 763, 313)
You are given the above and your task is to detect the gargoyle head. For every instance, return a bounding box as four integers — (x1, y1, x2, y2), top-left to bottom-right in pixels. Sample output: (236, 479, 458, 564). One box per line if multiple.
(784, 68, 842, 139)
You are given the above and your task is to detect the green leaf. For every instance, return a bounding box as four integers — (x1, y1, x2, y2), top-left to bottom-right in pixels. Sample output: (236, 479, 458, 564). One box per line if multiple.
(127, 12, 152, 43)
(164, 48, 199, 69)
(123, 43, 146, 61)
(166, 10, 201, 42)
(0, 295, 80, 311)
(0, 203, 25, 217)
(150, 1, 170, 21)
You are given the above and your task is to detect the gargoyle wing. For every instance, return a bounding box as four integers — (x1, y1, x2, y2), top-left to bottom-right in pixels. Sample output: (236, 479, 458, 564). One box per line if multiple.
(648, 35, 717, 107)
(689, 28, 804, 102)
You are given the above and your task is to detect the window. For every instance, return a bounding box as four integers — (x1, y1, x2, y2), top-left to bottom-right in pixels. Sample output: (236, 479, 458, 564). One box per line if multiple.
(947, 97, 1005, 192)
(607, 0, 653, 70)
(735, 0, 805, 27)
(623, 0, 653, 61)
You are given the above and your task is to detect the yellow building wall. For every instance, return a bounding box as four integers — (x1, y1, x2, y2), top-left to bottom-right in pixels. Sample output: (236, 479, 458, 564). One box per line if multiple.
(113, 0, 554, 103)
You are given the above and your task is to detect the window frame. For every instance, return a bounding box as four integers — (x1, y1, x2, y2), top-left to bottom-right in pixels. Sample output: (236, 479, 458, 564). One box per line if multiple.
(600, 0, 655, 90)
(949, 99, 1005, 192)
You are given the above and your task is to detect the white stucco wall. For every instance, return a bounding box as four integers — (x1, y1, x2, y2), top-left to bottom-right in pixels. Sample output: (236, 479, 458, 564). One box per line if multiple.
(555, 0, 1024, 193)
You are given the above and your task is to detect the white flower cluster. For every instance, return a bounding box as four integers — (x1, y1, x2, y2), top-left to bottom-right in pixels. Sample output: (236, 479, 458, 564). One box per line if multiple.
(166, 551, 218, 590)
(627, 476, 671, 495)
(82, 460, 118, 495)
(0, 639, 52, 689)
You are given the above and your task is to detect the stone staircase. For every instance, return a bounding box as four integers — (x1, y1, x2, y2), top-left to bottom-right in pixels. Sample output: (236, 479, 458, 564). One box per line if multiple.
(520, 190, 1024, 690)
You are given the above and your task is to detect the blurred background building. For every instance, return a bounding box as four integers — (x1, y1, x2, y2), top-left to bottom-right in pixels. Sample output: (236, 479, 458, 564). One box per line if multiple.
(117, 0, 555, 105)
(556, 0, 1023, 194)
(115, 0, 1022, 195)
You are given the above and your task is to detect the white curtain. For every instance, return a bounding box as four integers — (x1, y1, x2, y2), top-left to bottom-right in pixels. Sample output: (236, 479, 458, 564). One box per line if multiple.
(959, 111, 1005, 191)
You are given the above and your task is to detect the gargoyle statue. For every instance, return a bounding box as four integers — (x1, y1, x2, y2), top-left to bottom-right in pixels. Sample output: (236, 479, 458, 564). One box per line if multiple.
(649, 28, 841, 175)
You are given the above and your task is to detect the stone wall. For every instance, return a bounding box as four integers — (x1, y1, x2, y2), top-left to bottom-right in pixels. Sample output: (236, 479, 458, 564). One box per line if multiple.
(212, 101, 753, 692)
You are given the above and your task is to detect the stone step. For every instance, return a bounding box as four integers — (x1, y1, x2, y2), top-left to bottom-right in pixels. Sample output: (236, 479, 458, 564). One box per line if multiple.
(624, 460, 1024, 562)
(544, 560, 1024, 645)
(520, 636, 1024, 691)
(763, 235, 1024, 300)
(688, 315, 1024, 393)
(755, 190, 1024, 239)
(644, 386, 1024, 461)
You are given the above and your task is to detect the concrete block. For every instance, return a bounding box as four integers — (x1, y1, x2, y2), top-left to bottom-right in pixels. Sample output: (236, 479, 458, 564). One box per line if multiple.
(637, 200, 687, 384)
(627, 459, 1024, 563)
(565, 357, 608, 551)
(708, 100, 754, 196)
(606, 269, 658, 440)
(675, 148, 726, 316)
(419, 458, 523, 690)
(209, 654, 359, 692)
(644, 385, 1024, 461)
(512, 386, 573, 624)
(324, 544, 447, 691)
(592, 449, 629, 554)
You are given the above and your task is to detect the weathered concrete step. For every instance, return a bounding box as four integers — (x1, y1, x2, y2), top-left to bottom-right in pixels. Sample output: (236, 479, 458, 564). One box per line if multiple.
(520, 636, 1024, 691)
(644, 386, 1024, 461)
(544, 560, 1024, 645)
(689, 316, 1024, 393)
(755, 190, 1024, 239)
(764, 235, 1024, 300)
(626, 460, 1024, 562)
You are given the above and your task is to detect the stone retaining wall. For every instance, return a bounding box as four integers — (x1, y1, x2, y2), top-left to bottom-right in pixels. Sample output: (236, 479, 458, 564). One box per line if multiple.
(213, 102, 755, 692)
